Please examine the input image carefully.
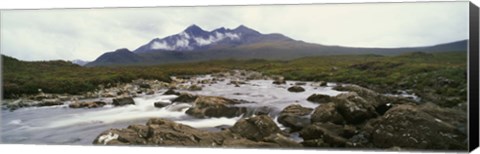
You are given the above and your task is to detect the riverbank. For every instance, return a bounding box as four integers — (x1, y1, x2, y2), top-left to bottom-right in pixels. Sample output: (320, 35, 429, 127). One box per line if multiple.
(1, 70, 468, 151)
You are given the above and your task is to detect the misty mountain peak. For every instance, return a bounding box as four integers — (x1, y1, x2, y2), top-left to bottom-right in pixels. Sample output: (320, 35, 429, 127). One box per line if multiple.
(132, 24, 293, 53)
(184, 24, 206, 35)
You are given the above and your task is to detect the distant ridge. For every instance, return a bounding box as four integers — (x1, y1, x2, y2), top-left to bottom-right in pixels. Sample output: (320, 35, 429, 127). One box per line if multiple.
(86, 25, 468, 67)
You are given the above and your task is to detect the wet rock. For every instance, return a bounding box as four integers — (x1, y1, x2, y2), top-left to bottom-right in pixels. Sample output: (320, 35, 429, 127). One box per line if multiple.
(37, 99, 63, 107)
(243, 106, 274, 117)
(300, 122, 352, 147)
(295, 82, 307, 86)
(264, 133, 303, 147)
(93, 118, 287, 147)
(311, 102, 345, 125)
(69, 101, 106, 108)
(172, 93, 198, 103)
(230, 80, 247, 85)
(112, 97, 135, 106)
(287, 86, 305, 92)
(188, 85, 202, 91)
(272, 76, 286, 85)
(365, 104, 467, 150)
(163, 89, 180, 95)
(153, 101, 170, 108)
(145, 90, 155, 95)
(230, 115, 282, 141)
(139, 83, 151, 89)
(318, 81, 328, 86)
(307, 94, 331, 104)
(277, 104, 313, 131)
(185, 96, 246, 118)
(333, 92, 377, 124)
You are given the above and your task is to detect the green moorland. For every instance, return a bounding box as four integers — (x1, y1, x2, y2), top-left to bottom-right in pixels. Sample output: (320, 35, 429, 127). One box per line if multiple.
(2, 51, 467, 107)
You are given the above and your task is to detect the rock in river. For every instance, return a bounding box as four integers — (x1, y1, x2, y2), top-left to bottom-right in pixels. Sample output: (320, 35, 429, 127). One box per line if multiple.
(153, 101, 170, 108)
(93, 117, 301, 148)
(163, 89, 180, 95)
(112, 97, 135, 106)
(307, 94, 331, 104)
(229, 115, 282, 141)
(311, 102, 345, 125)
(37, 99, 63, 107)
(277, 104, 313, 131)
(287, 86, 305, 92)
(332, 92, 377, 124)
(185, 96, 246, 118)
(69, 101, 106, 108)
(172, 93, 198, 103)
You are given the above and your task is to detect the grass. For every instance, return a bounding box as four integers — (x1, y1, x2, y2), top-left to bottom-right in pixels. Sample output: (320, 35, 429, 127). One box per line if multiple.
(2, 51, 467, 107)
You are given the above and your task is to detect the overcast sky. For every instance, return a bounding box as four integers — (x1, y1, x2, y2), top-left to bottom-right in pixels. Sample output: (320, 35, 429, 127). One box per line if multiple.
(0, 1, 469, 61)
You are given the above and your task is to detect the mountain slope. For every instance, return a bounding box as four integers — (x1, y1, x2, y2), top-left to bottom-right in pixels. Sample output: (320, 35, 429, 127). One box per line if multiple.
(86, 25, 468, 67)
(133, 24, 293, 54)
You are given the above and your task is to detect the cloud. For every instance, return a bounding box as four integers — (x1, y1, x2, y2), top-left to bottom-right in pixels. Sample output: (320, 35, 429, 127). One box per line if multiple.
(0, 1, 469, 61)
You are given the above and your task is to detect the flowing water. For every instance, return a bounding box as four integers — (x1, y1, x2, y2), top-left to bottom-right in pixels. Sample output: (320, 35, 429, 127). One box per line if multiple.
(1, 76, 345, 145)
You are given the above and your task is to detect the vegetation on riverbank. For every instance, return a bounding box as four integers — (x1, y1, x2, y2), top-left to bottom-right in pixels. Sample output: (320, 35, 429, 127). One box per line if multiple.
(2, 51, 467, 107)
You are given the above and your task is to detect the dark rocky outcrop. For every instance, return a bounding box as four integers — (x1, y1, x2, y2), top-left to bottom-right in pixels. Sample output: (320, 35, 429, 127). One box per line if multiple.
(185, 96, 246, 118)
(311, 102, 345, 125)
(364, 104, 467, 150)
(229, 115, 282, 141)
(69, 101, 106, 108)
(172, 93, 198, 103)
(277, 104, 313, 131)
(163, 89, 180, 95)
(332, 92, 377, 124)
(153, 102, 170, 108)
(112, 97, 135, 106)
(188, 85, 202, 91)
(93, 117, 301, 148)
(37, 99, 63, 107)
(300, 122, 357, 147)
(287, 86, 305, 92)
(307, 94, 331, 104)
(272, 79, 286, 85)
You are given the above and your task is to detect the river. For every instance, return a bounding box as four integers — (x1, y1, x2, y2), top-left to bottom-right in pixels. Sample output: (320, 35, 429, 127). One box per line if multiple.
(1, 75, 345, 145)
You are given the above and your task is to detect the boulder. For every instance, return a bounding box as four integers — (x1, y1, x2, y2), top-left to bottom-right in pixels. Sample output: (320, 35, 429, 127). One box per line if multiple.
(163, 89, 180, 95)
(37, 99, 63, 107)
(69, 101, 106, 108)
(230, 80, 247, 85)
(172, 93, 198, 103)
(153, 102, 170, 108)
(230, 115, 282, 141)
(188, 85, 202, 91)
(307, 94, 331, 104)
(319, 81, 328, 86)
(273, 78, 287, 84)
(185, 96, 246, 118)
(145, 90, 155, 95)
(311, 102, 345, 125)
(112, 97, 135, 106)
(333, 92, 377, 124)
(139, 83, 151, 89)
(93, 118, 293, 147)
(287, 86, 305, 92)
(300, 122, 354, 147)
(295, 82, 307, 86)
(277, 104, 313, 131)
(365, 104, 467, 150)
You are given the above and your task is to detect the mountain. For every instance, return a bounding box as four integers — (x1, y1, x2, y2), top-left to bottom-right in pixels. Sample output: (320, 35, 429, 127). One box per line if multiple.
(86, 25, 468, 67)
(71, 59, 91, 66)
(133, 24, 293, 54)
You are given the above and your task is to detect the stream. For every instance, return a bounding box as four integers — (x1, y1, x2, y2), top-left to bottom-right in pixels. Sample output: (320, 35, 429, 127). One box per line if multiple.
(1, 75, 345, 145)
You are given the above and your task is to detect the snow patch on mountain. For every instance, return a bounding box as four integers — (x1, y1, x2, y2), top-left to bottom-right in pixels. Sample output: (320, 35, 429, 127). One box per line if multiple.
(151, 41, 173, 50)
(195, 32, 241, 46)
